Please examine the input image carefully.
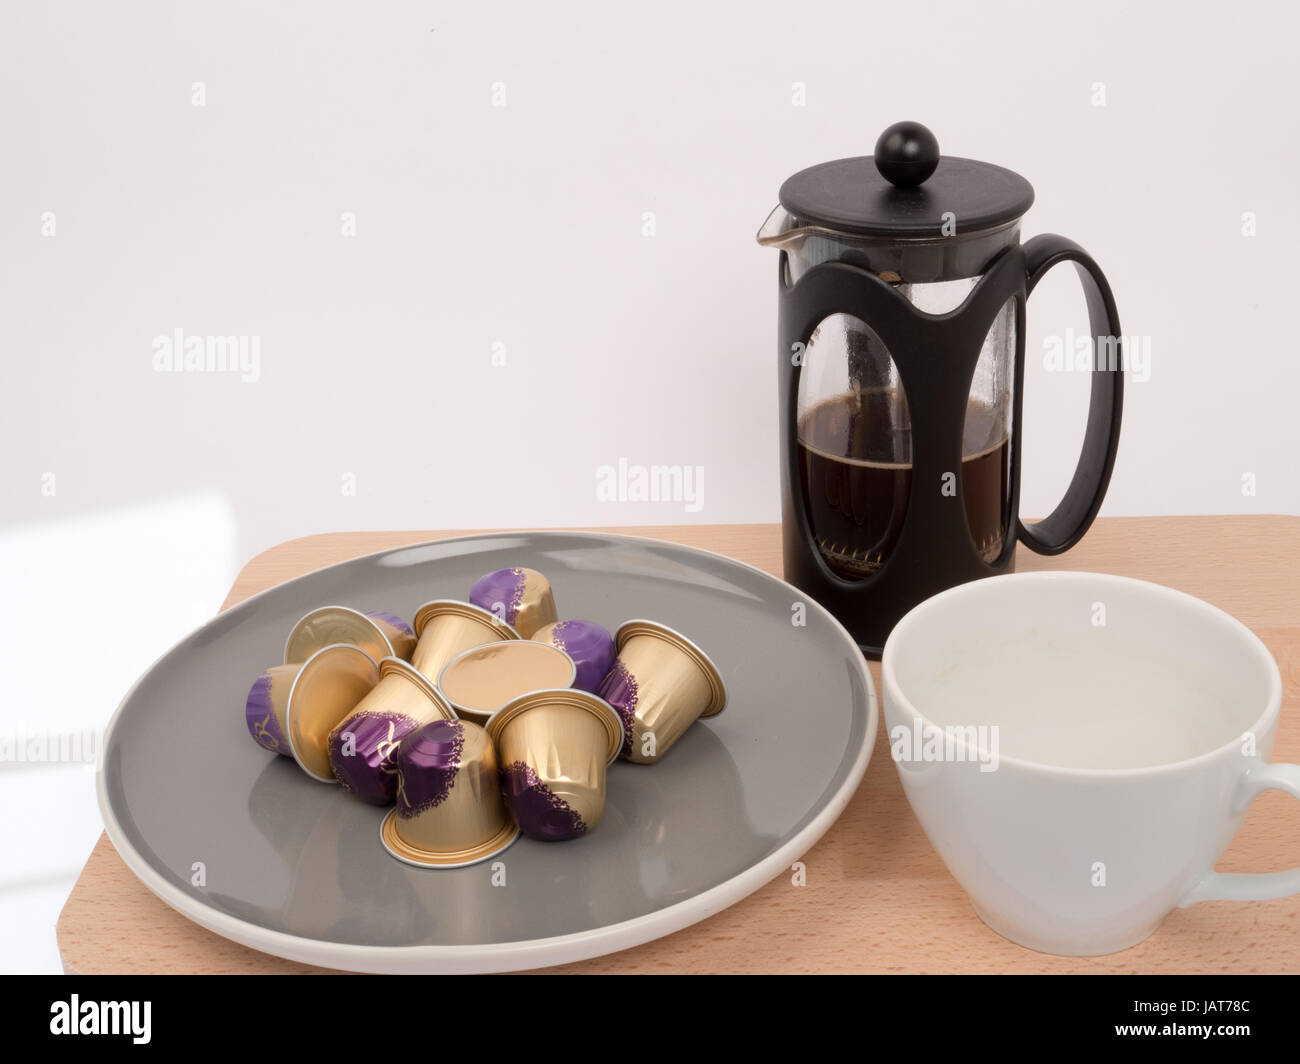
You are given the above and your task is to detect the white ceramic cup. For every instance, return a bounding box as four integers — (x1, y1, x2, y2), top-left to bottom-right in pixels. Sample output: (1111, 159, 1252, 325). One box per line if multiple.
(881, 571, 1297, 956)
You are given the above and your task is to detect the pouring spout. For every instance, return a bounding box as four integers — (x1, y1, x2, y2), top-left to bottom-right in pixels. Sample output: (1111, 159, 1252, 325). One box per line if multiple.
(756, 205, 801, 249)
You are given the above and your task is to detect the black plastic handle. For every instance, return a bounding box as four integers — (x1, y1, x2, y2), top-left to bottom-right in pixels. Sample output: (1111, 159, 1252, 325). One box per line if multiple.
(1016, 234, 1125, 556)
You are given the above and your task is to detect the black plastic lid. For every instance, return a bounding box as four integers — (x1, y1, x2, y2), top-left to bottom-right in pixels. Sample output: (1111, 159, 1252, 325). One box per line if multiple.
(778, 121, 1034, 240)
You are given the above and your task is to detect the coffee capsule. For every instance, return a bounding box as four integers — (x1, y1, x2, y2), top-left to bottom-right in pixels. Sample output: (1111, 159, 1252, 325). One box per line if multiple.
(437, 640, 577, 726)
(533, 620, 615, 694)
(598, 619, 727, 764)
(245, 637, 379, 764)
(244, 665, 299, 757)
(328, 657, 458, 805)
(284, 606, 416, 664)
(380, 718, 519, 868)
(468, 567, 558, 639)
(246, 644, 380, 780)
(410, 599, 520, 684)
(487, 688, 623, 841)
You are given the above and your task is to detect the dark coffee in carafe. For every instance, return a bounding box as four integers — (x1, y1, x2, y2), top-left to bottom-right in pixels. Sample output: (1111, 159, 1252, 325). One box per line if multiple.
(796, 389, 1009, 579)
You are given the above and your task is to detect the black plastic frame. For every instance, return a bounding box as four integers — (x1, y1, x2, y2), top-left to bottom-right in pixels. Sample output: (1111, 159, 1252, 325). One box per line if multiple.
(778, 235, 1123, 656)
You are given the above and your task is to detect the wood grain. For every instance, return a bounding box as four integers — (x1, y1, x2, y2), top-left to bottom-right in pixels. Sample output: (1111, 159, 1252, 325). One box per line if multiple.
(57, 517, 1300, 973)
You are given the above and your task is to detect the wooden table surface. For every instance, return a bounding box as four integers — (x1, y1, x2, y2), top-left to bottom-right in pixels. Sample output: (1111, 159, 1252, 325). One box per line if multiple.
(57, 517, 1300, 973)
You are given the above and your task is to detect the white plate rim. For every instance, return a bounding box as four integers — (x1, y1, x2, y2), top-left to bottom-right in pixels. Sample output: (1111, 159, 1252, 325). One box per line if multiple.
(96, 529, 877, 974)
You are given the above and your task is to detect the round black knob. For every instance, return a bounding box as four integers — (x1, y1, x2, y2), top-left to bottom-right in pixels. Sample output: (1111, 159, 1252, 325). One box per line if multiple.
(874, 121, 940, 188)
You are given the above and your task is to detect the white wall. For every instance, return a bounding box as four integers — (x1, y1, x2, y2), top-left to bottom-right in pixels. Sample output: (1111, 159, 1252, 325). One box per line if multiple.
(4, 0, 1298, 565)
(1, 0, 1297, 970)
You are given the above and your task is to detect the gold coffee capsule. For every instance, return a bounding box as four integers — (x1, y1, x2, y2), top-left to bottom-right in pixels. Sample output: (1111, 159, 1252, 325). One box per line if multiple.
(597, 619, 727, 764)
(468, 567, 558, 639)
(284, 606, 416, 664)
(245, 644, 380, 769)
(410, 599, 520, 685)
(380, 719, 519, 868)
(329, 657, 457, 805)
(437, 640, 577, 726)
(487, 688, 623, 841)
(279, 643, 381, 781)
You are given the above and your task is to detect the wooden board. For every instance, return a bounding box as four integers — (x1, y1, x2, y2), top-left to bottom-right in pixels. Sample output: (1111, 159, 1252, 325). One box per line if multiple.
(57, 517, 1300, 973)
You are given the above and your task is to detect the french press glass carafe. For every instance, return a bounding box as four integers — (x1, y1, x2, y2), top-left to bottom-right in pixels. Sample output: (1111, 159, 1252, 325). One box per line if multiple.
(759, 121, 1123, 655)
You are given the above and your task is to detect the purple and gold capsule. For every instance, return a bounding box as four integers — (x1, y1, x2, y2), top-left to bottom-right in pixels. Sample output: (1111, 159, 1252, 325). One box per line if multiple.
(532, 620, 615, 694)
(437, 640, 577, 726)
(468, 567, 558, 639)
(284, 605, 416, 664)
(486, 688, 623, 842)
(409, 599, 520, 685)
(597, 619, 727, 764)
(245, 643, 380, 780)
(245, 664, 298, 757)
(328, 657, 458, 805)
(379, 718, 519, 868)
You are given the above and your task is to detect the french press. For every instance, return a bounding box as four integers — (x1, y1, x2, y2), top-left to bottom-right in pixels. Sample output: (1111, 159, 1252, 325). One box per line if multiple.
(759, 121, 1123, 655)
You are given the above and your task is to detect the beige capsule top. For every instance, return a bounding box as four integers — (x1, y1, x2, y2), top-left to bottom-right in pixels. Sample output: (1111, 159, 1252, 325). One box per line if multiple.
(438, 640, 577, 720)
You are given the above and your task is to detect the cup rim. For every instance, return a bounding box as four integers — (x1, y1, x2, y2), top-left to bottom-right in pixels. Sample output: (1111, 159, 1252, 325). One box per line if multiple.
(881, 570, 1283, 779)
(377, 656, 457, 721)
(283, 605, 398, 665)
(436, 640, 578, 724)
(284, 642, 381, 781)
(380, 807, 520, 869)
(411, 599, 522, 641)
(487, 687, 625, 764)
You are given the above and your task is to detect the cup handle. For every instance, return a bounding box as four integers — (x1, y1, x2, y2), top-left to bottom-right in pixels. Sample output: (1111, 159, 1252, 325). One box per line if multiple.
(1179, 762, 1300, 905)
(1016, 234, 1125, 556)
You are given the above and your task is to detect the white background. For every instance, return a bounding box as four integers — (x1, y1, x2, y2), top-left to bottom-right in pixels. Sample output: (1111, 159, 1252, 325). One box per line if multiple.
(1, 0, 1297, 971)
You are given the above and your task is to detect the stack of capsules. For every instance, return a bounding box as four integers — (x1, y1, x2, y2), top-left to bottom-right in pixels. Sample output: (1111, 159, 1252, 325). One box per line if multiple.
(243, 566, 727, 869)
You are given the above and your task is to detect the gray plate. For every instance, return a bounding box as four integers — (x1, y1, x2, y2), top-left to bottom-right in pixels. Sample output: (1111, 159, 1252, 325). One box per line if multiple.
(98, 531, 877, 973)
